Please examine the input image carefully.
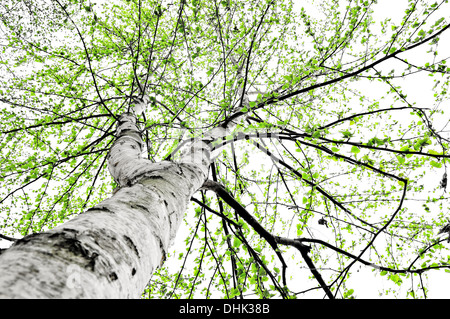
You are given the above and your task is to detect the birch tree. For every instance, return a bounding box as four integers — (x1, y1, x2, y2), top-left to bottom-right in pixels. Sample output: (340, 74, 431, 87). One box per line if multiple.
(0, 0, 450, 299)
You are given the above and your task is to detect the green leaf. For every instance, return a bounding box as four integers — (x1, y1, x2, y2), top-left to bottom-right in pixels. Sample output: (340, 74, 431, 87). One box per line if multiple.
(428, 149, 440, 155)
(389, 274, 402, 286)
(400, 146, 409, 152)
(430, 161, 442, 168)
(351, 146, 360, 154)
(344, 289, 354, 298)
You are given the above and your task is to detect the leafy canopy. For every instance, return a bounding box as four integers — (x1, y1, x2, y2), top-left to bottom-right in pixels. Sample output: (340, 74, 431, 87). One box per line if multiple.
(1, 0, 450, 298)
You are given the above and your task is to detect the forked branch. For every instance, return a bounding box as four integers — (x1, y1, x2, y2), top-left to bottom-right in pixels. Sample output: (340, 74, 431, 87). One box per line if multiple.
(201, 179, 334, 299)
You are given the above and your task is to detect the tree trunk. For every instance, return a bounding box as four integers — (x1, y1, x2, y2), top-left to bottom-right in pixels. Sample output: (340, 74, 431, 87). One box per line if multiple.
(0, 113, 209, 298)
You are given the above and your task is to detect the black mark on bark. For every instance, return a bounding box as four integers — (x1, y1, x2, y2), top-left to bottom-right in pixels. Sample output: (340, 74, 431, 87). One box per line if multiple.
(130, 203, 150, 215)
(86, 206, 116, 214)
(62, 228, 79, 234)
(109, 272, 118, 281)
(12, 232, 41, 246)
(48, 231, 99, 271)
(123, 235, 140, 258)
(148, 175, 163, 180)
(86, 252, 99, 271)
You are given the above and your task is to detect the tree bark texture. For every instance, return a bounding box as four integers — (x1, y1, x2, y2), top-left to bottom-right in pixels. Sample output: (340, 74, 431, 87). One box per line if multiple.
(0, 113, 209, 298)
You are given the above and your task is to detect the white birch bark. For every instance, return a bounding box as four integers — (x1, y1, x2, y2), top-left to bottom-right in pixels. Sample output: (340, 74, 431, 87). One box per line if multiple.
(0, 113, 209, 298)
(0, 55, 251, 299)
